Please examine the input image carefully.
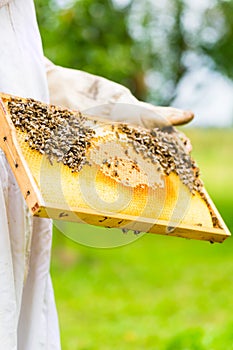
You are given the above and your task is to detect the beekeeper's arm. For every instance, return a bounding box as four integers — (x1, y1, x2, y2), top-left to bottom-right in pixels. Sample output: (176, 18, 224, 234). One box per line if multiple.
(45, 58, 193, 129)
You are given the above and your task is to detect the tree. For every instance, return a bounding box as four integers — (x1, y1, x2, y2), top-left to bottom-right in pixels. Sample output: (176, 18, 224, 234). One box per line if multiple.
(35, 0, 233, 106)
(36, 0, 147, 98)
(199, 1, 233, 80)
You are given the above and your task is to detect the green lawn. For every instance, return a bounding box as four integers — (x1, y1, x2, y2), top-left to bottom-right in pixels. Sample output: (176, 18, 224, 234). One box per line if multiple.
(51, 128, 233, 350)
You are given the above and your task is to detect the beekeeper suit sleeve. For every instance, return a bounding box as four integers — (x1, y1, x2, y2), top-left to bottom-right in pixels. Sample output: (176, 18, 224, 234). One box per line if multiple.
(45, 58, 194, 129)
(0, 1, 60, 349)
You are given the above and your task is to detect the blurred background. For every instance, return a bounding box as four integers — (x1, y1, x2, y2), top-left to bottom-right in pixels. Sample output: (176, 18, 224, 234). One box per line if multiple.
(35, 0, 233, 349)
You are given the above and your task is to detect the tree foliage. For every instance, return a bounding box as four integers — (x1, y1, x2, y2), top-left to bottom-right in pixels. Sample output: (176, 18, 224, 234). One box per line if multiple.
(35, 0, 233, 105)
(36, 0, 146, 98)
(199, 1, 233, 79)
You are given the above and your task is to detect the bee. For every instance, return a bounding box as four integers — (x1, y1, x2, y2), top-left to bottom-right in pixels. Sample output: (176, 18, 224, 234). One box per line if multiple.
(121, 228, 129, 234)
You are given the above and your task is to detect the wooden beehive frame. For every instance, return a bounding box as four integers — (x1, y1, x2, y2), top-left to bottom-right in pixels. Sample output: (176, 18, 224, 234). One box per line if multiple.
(0, 93, 230, 243)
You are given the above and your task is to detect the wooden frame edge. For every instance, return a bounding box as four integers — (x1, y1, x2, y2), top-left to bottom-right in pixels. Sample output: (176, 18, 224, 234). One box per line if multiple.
(0, 98, 44, 215)
(36, 203, 230, 243)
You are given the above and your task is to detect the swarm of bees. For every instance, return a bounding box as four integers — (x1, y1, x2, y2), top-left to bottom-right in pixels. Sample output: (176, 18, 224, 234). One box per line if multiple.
(8, 96, 202, 195)
(8, 98, 95, 172)
(117, 124, 202, 194)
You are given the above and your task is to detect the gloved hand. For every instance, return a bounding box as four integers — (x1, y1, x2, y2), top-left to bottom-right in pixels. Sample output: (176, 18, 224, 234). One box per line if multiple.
(45, 58, 194, 129)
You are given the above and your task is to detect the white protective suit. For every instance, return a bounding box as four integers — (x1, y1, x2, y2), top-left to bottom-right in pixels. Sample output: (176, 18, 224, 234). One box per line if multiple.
(0, 1, 193, 349)
(0, 1, 60, 349)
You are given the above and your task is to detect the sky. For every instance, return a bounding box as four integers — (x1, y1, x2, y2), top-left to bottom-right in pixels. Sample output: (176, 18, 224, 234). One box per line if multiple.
(172, 0, 233, 127)
(173, 67, 233, 127)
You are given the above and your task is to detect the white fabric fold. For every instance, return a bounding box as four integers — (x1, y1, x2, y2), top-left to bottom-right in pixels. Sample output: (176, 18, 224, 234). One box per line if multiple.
(0, 0, 12, 7)
(0, 1, 61, 349)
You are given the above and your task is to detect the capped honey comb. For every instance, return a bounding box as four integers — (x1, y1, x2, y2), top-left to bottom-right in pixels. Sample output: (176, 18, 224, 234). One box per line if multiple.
(0, 93, 230, 243)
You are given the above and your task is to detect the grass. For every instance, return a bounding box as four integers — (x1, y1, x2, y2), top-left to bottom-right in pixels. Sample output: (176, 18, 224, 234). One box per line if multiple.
(51, 128, 233, 350)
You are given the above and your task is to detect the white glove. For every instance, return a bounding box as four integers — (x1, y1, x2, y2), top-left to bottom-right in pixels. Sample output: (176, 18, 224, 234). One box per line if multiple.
(45, 58, 194, 129)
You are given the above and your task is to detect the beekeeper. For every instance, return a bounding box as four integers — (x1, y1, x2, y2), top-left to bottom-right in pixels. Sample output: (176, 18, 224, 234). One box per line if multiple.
(0, 1, 193, 349)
